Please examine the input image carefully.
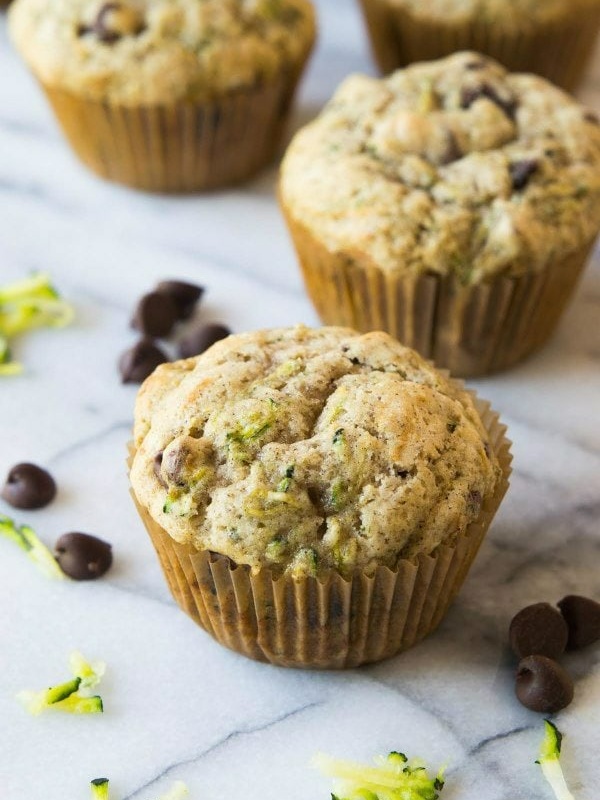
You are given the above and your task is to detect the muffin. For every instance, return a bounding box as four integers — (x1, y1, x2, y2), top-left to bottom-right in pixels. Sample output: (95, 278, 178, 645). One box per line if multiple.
(9, 0, 316, 192)
(358, 0, 600, 92)
(129, 325, 511, 668)
(279, 53, 600, 377)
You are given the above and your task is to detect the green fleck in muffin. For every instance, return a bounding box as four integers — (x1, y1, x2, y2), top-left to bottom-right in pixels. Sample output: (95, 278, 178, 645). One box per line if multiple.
(9, 0, 316, 191)
(130, 325, 511, 668)
(280, 53, 600, 376)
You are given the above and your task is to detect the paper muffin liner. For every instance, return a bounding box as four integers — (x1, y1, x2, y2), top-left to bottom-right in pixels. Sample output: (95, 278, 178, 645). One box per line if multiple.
(281, 206, 596, 377)
(129, 388, 511, 670)
(357, 0, 600, 91)
(39, 60, 310, 193)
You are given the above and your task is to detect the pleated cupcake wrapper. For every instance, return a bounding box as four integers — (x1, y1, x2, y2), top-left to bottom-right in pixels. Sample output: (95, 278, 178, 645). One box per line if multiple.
(129, 389, 511, 669)
(357, 0, 600, 91)
(39, 62, 308, 193)
(281, 206, 595, 377)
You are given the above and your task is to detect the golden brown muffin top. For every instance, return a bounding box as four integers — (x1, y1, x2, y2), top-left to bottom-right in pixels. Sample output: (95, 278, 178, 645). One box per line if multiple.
(9, 0, 315, 103)
(280, 52, 600, 283)
(130, 325, 500, 577)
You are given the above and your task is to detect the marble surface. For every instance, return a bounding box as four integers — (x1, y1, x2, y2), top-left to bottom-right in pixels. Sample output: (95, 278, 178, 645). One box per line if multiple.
(2, 2, 600, 799)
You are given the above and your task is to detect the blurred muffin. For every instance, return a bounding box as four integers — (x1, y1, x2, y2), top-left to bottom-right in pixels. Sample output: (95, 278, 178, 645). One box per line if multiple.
(280, 53, 600, 376)
(9, 0, 316, 191)
(358, 0, 600, 92)
(130, 325, 511, 668)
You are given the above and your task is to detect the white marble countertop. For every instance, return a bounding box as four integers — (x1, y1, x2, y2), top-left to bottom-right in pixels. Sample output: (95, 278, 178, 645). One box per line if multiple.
(2, 2, 600, 799)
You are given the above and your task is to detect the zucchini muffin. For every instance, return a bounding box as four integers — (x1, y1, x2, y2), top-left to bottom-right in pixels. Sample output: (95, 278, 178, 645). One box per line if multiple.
(358, 0, 600, 92)
(9, 0, 316, 191)
(130, 325, 511, 668)
(280, 52, 600, 376)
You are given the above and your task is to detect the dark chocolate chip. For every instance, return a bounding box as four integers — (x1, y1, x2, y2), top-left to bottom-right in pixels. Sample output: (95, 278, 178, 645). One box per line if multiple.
(515, 655, 574, 713)
(510, 160, 538, 191)
(162, 444, 189, 485)
(440, 130, 462, 165)
(119, 339, 168, 384)
(509, 602, 569, 659)
(465, 60, 487, 70)
(584, 111, 600, 125)
(132, 292, 178, 338)
(178, 323, 230, 360)
(1, 463, 57, 510)
(55, 532, 113, 581)
(460, 83, 517, 121)
(153, 451, 167, 488)
(156, 280, 205, 321)
(81, 2, 145, 43)
(558, 595, 600, 650)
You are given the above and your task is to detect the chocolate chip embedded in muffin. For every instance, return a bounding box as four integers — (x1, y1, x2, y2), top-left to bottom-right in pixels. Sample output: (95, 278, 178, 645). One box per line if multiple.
(460, 83, 517, 121)
(510, 160, 538, 191)
(1, 463, 57, 510)
(79, 2, 145, 44)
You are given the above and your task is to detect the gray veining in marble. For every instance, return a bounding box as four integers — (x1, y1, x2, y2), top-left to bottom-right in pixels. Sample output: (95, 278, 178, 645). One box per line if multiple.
(1, 1, 600, 799)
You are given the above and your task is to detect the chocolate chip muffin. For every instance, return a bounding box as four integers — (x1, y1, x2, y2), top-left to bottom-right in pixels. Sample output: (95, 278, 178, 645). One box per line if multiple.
(358, 0, 600, 92)
(9, 0, 316, 191)
(280, 53, 600, 376)
(130, 325, 511, 668)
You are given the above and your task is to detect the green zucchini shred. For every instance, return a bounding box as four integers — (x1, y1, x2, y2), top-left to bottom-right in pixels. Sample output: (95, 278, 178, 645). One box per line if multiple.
(0, 515, 65, 580)
(18, 651, 106, 716)
(315, 749, 446, 800)
(90, 779, 110, 800)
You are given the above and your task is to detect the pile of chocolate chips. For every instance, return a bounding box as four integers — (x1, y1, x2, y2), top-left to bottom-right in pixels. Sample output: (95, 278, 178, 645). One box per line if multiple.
(509, 596, 600, 713)
(2, 463, 113, 581)
(119, 279, 231, 384)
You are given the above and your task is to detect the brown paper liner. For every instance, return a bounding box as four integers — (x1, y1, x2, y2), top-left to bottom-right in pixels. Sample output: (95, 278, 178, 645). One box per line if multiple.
(281, 204, 596, 377)
(129, 389, 511, 669)
(357, 0, 600, 91)
(39, 56, 311, 193)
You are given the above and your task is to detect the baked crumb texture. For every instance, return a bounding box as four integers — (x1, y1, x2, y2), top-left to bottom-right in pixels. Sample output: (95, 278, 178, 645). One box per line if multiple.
(9, 0, 316, 104)
(280, 52, 600, 283)
(131, 325, 501, 578)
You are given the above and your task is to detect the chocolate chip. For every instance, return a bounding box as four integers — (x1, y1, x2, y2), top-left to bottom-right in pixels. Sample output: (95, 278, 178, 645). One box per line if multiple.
(178, 323, 230, 360)
(440, 130, 462, 165)
(515, 655, 574, 713)
(156, 280, 204, 321)
(153, 451, 167, 488)
(509, 602, 569, 659)
(55, 532, 113, 580)
(1, 463, 57, 510)
(119, 339, 168, 384)
(465, 60, 487, 70)
(132, 292, 178, 338)
(460, 83, 517, 120)
(80, 2, 145, 43)
(558, 595, 600, 650)
(584, 111, 600, 125)
(510, 160, 538, 191)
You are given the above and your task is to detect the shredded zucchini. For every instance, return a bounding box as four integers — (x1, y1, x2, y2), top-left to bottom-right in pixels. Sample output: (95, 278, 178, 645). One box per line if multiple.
(0, 515, 65, 580)
(18, 651, 105, 716)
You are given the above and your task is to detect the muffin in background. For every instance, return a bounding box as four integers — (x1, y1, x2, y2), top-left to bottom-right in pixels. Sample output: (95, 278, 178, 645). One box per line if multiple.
(129, 325, 511, 669)
(357, 0, 600, 92)
(8, 0, 316, 192)
(280, 53, 600, 377)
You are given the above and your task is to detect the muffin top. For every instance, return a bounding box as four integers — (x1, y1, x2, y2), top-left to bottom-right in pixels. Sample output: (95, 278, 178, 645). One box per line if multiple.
(386, 0, 600, 24)
(130, 325, 501, 578)
(280, 52, 600, 283)
(9, 0, 315, 104)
